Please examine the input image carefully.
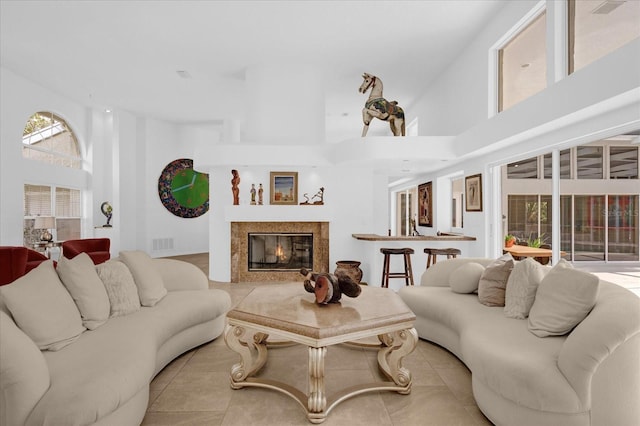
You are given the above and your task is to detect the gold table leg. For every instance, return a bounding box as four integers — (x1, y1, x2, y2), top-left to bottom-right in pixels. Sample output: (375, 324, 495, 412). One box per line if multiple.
(225, 324, 418, 424)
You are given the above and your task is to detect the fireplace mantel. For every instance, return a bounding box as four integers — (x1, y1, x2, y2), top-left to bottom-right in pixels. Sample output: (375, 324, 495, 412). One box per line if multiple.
(224, 205, 333, 222)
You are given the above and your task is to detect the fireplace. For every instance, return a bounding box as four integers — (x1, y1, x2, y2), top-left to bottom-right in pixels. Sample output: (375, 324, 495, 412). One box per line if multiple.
(231, 221, 329, 282)
(248, 233, 313, 271)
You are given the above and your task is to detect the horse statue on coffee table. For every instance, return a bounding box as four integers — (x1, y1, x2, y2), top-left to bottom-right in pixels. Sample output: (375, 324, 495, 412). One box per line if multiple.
(358, 73, 405, 137)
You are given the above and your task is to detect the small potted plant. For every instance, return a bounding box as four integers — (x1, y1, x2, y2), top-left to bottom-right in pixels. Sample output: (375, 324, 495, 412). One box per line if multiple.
(504, 234, 516, 247)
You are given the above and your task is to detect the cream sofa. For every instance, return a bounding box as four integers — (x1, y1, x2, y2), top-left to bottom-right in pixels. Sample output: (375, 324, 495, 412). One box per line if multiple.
(0, 255, 231, 426)
(398, 257, 640, 426)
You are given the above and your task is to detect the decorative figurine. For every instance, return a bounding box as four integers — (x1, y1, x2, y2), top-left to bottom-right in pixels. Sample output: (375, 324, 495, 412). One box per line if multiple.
(358, 73, 405, 137)
(231, 169, 240, 205)
(312, 187, 324, 205)
(258, 183, 264, 205)
(300, 268, 362, 305)
(101, 202, 113, 227)
(250, 184, 256, 205)
(300, 187, 325, 205)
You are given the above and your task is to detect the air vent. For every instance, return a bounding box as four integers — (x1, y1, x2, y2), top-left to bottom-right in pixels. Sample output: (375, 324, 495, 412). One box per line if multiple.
(176, 70, 192, 79)
(592, 0, 625, 14)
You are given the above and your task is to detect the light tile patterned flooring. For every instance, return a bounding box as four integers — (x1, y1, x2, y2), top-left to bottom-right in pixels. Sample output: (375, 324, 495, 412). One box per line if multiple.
(143, 253, 493, 426)
(144, 254, 639, 425)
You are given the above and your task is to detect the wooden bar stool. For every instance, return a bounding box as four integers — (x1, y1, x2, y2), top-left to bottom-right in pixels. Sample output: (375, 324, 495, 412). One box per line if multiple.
(380, 248, 415, 288)
(424, 248, 461, 269)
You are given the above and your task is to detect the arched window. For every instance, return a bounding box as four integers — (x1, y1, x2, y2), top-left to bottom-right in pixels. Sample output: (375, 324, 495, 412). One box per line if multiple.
(22, 112, 82, 169)
(22, 112, 82, 248)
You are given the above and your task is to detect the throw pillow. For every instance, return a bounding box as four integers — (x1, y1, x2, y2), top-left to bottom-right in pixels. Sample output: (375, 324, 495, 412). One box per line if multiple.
(449, 262, 485, 294)
(477, 253, 514, 307)
(528, 260, 600, 337)
(504, 257, 547, 319)
(0, 261, 85, 351)
(56, 253, 110, 330)
(96, 260, 141, 317)
(119, 251, 167, 307)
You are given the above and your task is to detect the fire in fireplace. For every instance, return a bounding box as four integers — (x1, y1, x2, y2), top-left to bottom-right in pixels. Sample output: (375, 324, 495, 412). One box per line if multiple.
(248, 233, 313, 271)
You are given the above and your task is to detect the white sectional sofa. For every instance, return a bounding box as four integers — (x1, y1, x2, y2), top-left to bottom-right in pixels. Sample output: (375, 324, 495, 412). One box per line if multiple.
(398, 257, 640, 426)
(0, 253, 232, 426)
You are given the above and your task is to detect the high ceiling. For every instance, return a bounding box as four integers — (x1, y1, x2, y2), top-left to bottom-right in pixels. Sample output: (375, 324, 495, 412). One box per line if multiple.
(1, 0, 506, 142)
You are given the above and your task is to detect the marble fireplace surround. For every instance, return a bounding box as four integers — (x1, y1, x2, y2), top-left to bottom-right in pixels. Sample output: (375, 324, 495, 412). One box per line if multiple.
(230, 221, 329, 282)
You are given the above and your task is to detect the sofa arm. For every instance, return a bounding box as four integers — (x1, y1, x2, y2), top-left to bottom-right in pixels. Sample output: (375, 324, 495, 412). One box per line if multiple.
(420, 257, 493, 287)
(0, 310, 50, 426)
(154, 259, 209, 291)
(557, 283, 640, 422)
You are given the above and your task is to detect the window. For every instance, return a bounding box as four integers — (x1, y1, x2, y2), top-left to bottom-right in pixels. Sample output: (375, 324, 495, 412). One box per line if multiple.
(499, 11, 547, 112)
(395, 188, 417, 236)
(610, 146, 638, 179)
(577, 146, 603, 179)
(543, 149, 571, 179)
(452, 177, 464, 228)
(569, 0, 640, 74)
(24, 184, 81, 245)
(22, 112, 81, 169)
(507, 157, 538, 179)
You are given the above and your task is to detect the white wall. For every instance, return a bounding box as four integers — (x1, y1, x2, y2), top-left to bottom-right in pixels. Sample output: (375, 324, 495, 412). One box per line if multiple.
(0, 67, 216, 257)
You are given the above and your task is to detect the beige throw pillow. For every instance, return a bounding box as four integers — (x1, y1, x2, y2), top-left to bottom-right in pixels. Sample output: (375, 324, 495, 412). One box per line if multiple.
(528, 260, 600, 337)
(449, 262, 485, 294)
(119, 251, 167, 306)
(504, 257, 547, 319)
(57, 253, 110, 330)
(477, 253, 514, 307)
(96, 260, 141, 317)
(0, 261, 85, 351)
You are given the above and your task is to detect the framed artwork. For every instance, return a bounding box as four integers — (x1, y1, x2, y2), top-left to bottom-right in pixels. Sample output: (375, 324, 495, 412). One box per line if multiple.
(465, 173, 483, 212)
(270, 171, 298, 205)
(418, 181, 433, 227)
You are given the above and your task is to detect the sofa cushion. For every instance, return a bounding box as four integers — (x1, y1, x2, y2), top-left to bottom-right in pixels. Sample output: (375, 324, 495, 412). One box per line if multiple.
(57, 253, 110, 330)
(96, 260, 141, 317)
(504, 258, 547, 319)
(399, 285, 583, 413)
(0, 261, 85, 351)
(28, 289, 227, 425)
(449, 262, 485, 294)
(478, 253, 514, 307)
(528, 260, 599, 337)
(119, 251, 167, 306)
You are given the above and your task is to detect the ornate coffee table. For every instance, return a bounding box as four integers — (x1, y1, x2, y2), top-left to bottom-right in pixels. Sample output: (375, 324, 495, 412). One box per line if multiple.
(224, 283, 417, 424)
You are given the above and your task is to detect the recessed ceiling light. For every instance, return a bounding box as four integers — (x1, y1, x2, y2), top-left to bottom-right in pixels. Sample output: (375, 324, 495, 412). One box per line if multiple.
(104, 108, 112, 113)
(176, 70, 192, 79)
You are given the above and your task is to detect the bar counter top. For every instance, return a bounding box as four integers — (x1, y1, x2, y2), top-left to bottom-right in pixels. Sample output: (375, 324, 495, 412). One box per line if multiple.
(352, 233, 476, 241)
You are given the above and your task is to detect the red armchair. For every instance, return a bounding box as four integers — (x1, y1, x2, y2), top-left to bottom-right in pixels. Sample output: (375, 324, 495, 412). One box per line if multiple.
(0, 246, 49, 286)
(61, 238, 111, 264)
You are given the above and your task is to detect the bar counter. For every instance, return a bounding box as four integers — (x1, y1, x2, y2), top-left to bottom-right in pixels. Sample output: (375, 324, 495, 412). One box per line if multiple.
(351, 233, 477, 290)
(352, 233, 476, 241)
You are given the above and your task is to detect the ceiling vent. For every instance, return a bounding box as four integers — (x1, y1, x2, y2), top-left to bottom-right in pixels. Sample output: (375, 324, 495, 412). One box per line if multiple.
(592, 0, 626, 14)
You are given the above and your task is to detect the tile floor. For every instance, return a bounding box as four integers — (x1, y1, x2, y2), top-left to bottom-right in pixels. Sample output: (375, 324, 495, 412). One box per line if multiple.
(143, 254, 493, 425)
(143, 253, 639, 425)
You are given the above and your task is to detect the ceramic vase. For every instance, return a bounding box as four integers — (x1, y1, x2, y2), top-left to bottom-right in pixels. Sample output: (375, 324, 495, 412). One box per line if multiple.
(335, 260, 363, 284)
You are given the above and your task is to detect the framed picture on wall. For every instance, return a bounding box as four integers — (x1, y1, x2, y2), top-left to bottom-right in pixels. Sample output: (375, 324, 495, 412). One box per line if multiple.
(270, 171, 298, 205)
(465, 173, 483, 212)
(418, 181, 433, 227)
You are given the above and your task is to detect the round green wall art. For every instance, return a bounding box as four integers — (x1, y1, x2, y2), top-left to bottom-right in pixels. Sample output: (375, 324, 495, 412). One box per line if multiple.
(158, 158, 209, 218)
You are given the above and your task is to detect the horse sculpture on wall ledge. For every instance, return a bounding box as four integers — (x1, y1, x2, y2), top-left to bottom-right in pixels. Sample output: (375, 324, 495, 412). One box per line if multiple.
(358, 73, 405, 137)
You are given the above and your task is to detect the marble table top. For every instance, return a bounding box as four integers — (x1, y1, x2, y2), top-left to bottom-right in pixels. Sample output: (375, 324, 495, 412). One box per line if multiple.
(227, 283, 415, 345)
